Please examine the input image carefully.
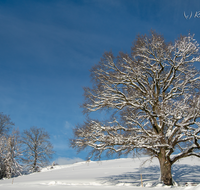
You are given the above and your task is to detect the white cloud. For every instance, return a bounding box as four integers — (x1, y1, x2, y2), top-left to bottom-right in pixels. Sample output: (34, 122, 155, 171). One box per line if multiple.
(64, 121, 73, 129)
(54, 157, 84, 165)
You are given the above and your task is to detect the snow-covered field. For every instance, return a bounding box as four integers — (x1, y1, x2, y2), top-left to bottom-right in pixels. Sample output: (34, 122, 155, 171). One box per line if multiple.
(1, 156, 200, 190)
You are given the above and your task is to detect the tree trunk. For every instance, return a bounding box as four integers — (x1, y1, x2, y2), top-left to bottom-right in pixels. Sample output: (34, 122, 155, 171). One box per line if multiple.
(158, 151, 173, 185)
(33, 152, 37, 172)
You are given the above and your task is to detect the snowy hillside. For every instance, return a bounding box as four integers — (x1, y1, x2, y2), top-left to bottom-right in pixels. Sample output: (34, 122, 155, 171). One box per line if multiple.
(1, 156, 200, 190)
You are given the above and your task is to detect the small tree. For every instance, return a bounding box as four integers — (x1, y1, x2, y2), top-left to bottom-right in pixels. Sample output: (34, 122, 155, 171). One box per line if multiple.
(0, 113, 16, 179)
(3, 129, 23, 178)
(22, 127, 54, 172)
(70, 31, 200, 185)
(0, 135, 7, 178)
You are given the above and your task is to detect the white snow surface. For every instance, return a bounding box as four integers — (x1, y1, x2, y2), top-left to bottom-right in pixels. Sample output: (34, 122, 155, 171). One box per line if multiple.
(1, 156, 200, 190)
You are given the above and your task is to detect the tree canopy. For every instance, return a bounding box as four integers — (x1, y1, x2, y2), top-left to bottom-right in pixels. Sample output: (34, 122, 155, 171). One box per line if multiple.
(71, 31, 200, 185)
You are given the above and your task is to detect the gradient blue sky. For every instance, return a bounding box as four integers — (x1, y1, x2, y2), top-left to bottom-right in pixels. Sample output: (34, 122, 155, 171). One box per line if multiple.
(0, 0, 200, 164)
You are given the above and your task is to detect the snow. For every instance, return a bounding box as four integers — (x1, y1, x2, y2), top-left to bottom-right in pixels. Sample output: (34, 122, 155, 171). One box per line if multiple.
(1, 156, 200, 190)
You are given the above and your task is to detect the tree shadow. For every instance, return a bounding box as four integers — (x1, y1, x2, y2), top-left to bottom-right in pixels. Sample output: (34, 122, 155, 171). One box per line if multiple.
(97, 164, 200, 186)
(98, 165, 160, 187)
(172, 164, 200, 186)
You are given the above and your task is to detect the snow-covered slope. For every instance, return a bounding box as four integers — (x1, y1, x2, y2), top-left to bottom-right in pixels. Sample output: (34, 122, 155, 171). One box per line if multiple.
(0, 156, 200, 190)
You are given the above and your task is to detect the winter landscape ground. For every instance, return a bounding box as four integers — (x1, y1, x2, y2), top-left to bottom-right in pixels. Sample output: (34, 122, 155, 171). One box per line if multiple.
(0, 156, 200, 190)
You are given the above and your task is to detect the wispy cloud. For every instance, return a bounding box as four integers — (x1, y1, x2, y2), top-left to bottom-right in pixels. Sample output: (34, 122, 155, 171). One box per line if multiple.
(65, 121, 73, 129)
(54, 157, 84, 165)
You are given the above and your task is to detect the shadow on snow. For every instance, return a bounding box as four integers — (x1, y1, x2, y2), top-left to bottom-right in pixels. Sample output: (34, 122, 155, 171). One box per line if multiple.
(98, 164, 200, 186)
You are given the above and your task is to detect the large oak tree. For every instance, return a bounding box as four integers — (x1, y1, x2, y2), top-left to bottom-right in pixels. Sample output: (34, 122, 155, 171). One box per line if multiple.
(71, 31, 200, 185)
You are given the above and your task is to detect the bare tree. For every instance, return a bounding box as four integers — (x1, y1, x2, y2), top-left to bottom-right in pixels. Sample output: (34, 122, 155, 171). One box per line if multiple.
(70, 31, 200, 185)
(0, 135, 7, 178)
(2, 129, 23, 178)
(22, 127, 54, 172)
(0, 113, 16, 179)
(0, 113, 14, 137)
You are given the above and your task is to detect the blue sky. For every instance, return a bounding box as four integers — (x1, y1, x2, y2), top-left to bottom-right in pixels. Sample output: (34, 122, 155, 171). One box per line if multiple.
(0, 0, 200, 164)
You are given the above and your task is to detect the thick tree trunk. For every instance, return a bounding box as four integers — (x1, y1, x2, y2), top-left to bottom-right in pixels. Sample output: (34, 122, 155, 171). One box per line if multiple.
(158, 151, 173, 185)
